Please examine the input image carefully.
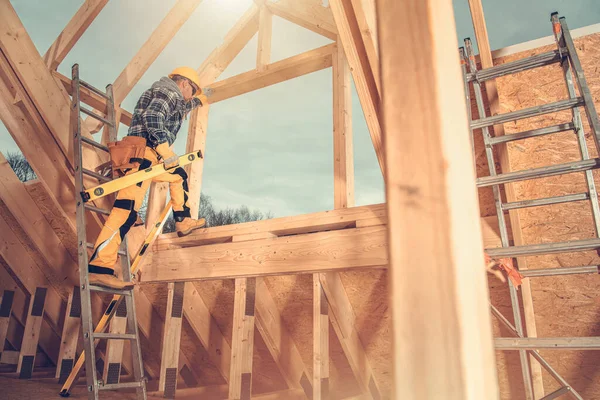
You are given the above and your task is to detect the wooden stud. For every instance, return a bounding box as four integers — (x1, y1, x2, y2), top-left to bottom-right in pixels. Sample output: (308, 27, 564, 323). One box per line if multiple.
(229, 278, 256, 400)
(329, 0, 384, 175)
(206, 44, 334, 104)
(185, 105, 209, 220)
(313, 274, 329, 400)
(256, 5, 273, 71)
(43, 0, 109, 70)
(55, 287, 81, 382)
(17, 287, 47, 378)
(145, 182, 169, 233)
(103, 300, 128, 385)
(377, 0, 498, 397)
(0, 289, 15, 360)
(159, 282, 186, 398)
(467, 1, 543, 396)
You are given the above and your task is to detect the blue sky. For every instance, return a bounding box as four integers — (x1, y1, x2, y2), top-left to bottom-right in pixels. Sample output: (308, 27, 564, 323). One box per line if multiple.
(1, 0, 599, 217)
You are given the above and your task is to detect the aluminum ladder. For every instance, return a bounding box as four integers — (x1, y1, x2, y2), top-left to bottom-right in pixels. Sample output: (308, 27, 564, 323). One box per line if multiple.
(460, 13, 599, 400)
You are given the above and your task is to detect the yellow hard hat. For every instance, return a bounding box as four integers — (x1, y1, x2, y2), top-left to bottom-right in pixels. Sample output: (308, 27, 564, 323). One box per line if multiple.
(169, 66, 201, 92)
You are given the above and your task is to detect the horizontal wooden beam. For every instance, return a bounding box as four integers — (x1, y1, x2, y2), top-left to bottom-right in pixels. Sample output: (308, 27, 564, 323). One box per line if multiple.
(266, 1, 337, 40)
(53, 71, 133, 126)
(205, 44, 334, 103)
(43, 0, 109, 70)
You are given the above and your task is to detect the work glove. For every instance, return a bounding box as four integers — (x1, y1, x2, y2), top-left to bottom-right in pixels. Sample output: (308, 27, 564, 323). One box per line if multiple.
(155, 142, 180, 170)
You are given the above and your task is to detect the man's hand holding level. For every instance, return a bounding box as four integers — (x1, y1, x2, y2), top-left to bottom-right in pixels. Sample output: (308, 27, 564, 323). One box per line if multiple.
(155, 142, 180, 170)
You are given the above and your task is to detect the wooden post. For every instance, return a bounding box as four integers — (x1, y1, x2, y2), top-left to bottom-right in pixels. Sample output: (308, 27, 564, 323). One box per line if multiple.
(313, 274, 329, 400)
(0, 289, 15, 360)
(103, 300, 127, 385)
(256, 5, 272, 71)
(159, 282, 186, 398)
(56, 287, 81, 383)
(185, 104, 210, 220)
(466, 0, 543, 396)
(145, 182, 169, 232)
(17, 287, 47, 379)
(229, 278, 256, 400)
(377, 0, 499, 398)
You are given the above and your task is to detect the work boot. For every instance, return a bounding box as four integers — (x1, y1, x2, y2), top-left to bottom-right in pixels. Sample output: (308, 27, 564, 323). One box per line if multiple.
(176, 217, 206, 237)
(89, 273, 135, 290)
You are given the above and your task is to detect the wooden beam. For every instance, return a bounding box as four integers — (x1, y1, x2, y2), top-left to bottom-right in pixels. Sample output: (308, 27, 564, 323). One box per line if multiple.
(111, 0, 202, 105)
(197, 3, 260, 84)
(348, 0, 379, 93)
(56, 287, 80, 382)
(330, 0, 383, 175)
(313, 274, 329, 400)
(257, 5, 272, 71)
(182, 283, 232, 382)
(43, 0, 109, 70)
(229, 278, 256, 400)
(255, 278, 312, 396)
(0, 289, 15, 359)
(17, 287, 47, 378)
(103, 300, 128, 385)
(377, 0, 498, 397)
(145, 182, 169, 232)
(206, 44, 334, 103)
(185, 105, 209, 220)
(467, 1, 543, 396)
(159, 282, 186, 398)
(266, 1, 337, 40)
(142, 225, 387, 282)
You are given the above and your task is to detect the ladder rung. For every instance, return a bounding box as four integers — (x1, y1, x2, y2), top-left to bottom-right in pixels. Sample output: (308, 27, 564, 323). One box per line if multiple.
(489, 123, 575, 145)
(477, 158, 600, 187)
(520, 265, 599, 278)
(486, 238, 600, 258)
(82, 168, 111, 182)
(467, 49, 564, 82)
(79, 79, 110, 100)
(93, 333, 137, 340)
(471, 97, 584, 130)
(84, 204, 111, 215)
(81, 136, 109, 152)
(502, 193, 589, 210)
(80, 106, 114, 127)
(98, 381, 144, 391)
(89, 285, 132, 295)
(87, 242, 127, 256)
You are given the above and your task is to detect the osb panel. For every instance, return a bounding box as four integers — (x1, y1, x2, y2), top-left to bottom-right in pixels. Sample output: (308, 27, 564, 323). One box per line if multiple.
(479, 32, 600, 399)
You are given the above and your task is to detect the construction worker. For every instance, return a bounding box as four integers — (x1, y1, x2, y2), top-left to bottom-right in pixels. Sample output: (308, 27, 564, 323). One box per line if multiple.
(88, 67, 206, 290)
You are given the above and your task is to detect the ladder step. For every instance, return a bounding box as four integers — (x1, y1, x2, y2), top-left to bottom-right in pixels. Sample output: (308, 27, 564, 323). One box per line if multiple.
(502, 193, 589, 210)
(79, 79, 110, 100)
(80, 106, 114, 127)
(489, 122, 575, 145)
(93, 333, 137, 340)
(471, 97, 584, 130)
(520, 265, 599, 278)
(84, 204, 111, 215)
(477, 158, 600, 187)
(486, 238, 600, 258)
(87, 242, 127, 256)
(467, 49, 564, 83)
(98, 381, 144, 391)
(81, 136, 109, 152)
(83, 168, 112, 182)
(88, 285, 132, 296)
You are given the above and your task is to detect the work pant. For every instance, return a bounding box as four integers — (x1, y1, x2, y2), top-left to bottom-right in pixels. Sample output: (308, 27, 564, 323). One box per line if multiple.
(88, 146, 191, 275)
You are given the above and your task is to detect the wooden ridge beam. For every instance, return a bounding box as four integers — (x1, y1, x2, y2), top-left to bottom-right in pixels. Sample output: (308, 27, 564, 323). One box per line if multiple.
(377, 0, 498, 397)
(330, 0, 384, 175)
(467, 0, 543, 396)
(43, 0, 109, 70)
(205, 43, 334, 103)
(229, 278, 256, 400)
(266, 1, 337, 40)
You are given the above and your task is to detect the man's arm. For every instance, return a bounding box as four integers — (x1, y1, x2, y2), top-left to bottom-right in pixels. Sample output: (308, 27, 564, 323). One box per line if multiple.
(141, 90, 178, 148)
(184, 97, 202, 115)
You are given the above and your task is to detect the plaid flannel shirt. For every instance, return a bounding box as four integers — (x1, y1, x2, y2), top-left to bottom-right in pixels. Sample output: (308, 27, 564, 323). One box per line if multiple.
(128, 77, 201, 148)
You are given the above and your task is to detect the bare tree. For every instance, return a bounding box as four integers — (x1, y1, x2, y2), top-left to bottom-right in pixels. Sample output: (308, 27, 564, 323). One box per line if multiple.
(5, 152, 36, 182)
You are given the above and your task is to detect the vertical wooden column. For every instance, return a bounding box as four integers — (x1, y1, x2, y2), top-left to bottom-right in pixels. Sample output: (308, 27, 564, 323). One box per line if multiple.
(56, 286, 81, 383)
(313, 274, 329, 400)
(185, 104, 210, 220)
(17, 287, 47, 379)
(229, 278, 256, 400)
(145, 182, 169, 231)
(377, 0, 499, 398)
(0, 289, 15, 360)
(467, 0, 543, 396)
(256, 5, 272, 71)
(159, 282, 186, 398)
(103, 300, 127, 385)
